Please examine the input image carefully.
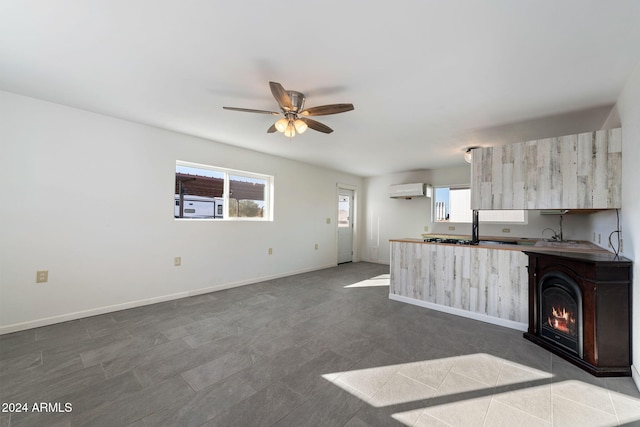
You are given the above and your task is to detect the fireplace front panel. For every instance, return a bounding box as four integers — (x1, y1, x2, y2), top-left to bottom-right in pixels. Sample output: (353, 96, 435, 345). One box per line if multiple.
(539, 273, 583, 358)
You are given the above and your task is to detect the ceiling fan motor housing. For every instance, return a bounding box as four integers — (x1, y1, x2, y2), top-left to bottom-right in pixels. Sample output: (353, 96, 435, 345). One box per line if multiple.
(286, 91, 305, 113)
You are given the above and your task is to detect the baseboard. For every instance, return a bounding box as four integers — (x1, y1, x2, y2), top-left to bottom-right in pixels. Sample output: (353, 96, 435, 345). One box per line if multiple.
(0, 291, 192, 335)
(361, 257, 390, 266)
(0, 263, 337, 335)
(183, 262, 336, 297)
(632, 364, 640, 392)
(388, 293, 528, 332)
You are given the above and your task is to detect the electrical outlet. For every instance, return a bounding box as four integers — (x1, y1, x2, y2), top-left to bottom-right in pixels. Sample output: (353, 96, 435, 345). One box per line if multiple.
(174, 257, 181, 266)
(598, 233, 601, 244)
(36, 270, 48, 283)
(448, 226, 455, 231)
(593, 232, 596, 242)
(424, 226, 429, 232)
(314, 243, 318, 250)
(502, 228, 510, 233)
(268, 248, 273, 255)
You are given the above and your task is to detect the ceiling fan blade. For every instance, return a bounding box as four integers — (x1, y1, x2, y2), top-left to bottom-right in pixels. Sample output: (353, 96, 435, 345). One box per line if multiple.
(300, 103, 354, 116)
(269, 81, 293, 111)
(223, 106, 280, 115)
(267, 124, 277, 133)
(300, 117, 333, 134)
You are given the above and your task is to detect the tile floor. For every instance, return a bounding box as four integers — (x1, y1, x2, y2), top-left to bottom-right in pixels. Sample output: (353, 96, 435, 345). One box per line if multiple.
(1, 262, 639, 426)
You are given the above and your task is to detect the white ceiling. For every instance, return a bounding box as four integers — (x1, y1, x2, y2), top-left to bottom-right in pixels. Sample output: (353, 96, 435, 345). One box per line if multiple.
(2, 1, 639, 177)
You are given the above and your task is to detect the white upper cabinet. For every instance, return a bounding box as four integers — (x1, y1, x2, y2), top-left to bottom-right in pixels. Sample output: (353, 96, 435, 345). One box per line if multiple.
(471, 128, 621, 210)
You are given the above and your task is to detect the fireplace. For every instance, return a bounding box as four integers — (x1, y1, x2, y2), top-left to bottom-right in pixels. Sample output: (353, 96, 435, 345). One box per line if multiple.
(523, 251, 632, 377)
(539, 272, 583, 358)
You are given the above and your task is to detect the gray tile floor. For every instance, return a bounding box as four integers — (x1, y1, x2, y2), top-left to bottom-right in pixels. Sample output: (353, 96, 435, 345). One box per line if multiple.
(1, 262, 639, 426)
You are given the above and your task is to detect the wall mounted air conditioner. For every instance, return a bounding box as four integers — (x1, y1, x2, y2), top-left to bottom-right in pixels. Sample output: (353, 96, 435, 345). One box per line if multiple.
(389, 183, 432, 199)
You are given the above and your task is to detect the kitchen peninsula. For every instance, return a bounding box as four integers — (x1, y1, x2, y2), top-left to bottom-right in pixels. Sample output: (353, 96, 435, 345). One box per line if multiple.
(390, 128, 622, 330)
(389, 237, 611, 331)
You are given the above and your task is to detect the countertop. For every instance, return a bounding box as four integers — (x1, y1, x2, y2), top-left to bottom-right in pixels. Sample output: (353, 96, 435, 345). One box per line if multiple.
(390, 235, 612, 254)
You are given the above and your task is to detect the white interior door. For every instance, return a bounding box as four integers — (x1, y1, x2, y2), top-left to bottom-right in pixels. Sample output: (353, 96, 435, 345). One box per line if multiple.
(337, 188, 354, 264)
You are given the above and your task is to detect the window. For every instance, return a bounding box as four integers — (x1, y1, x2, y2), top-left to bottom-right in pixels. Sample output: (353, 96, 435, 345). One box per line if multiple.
(338, 194, 350, 228)
(175, 161, 273, 221)
(434, 186, 525, 223)
(434, 187, 471, 222)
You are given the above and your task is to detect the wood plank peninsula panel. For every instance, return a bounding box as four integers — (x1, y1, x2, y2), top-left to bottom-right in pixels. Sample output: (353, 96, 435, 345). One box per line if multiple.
(390, 240, 529, 330)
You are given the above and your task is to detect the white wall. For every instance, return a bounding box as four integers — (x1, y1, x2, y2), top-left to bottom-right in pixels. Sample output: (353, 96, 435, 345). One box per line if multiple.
(0, 91, 362, 333)
(615, 63, 640, 388)
(361, 165, 591, 264)
(361, 170, 434, 263)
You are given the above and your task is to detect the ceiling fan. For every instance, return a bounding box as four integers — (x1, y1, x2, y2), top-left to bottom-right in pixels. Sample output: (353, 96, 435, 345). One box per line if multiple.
(223, 81, 354, 137)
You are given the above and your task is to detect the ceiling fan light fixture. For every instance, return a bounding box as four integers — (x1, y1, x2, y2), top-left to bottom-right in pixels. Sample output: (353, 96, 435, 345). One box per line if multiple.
(275, 117, 289, 133)
(284, 123, 296, 137)
(464, 146, 480, 163)
(294, 119, 308, 134)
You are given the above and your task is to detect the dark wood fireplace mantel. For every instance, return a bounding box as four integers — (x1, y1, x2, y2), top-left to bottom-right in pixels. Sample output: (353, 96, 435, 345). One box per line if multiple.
(523, 250, 632, 377)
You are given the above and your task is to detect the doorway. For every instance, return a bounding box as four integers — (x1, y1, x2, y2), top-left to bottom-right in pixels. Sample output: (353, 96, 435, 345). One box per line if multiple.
(337, 187, 354, 264)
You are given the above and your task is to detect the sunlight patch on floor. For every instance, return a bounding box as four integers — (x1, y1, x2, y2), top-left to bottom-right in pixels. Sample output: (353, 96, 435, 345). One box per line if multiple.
(344, 274, 390, 288)
(322, 353, 640, 426)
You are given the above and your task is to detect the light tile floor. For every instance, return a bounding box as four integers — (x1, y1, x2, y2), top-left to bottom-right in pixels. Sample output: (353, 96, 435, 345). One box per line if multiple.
(1, 262, 639, 426)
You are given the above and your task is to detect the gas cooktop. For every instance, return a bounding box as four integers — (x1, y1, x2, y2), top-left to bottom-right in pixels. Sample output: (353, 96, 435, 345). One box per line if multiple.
(423, 237, 474, 245)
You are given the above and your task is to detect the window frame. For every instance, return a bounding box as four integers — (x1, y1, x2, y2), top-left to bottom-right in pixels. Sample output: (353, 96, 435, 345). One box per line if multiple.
(432, 185, 527, 224)
(175, 160, 274, 222)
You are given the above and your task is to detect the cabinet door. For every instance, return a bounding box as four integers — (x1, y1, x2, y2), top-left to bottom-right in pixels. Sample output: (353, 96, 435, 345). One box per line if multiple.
(591, 128, 621, 208)
(471, 142, 520, 209)
(575, 129, 622, 209)
(471, 145, 504, 210)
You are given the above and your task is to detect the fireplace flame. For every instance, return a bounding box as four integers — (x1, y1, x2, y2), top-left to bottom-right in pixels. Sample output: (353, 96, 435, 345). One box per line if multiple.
(547, 306, 576, 335)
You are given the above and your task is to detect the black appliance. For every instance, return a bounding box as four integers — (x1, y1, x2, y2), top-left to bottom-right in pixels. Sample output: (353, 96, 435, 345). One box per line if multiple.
(423, 237, 473, 245)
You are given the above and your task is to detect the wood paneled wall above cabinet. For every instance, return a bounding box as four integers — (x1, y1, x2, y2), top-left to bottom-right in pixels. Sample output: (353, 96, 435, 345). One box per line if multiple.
(471, 128, 621, 210)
